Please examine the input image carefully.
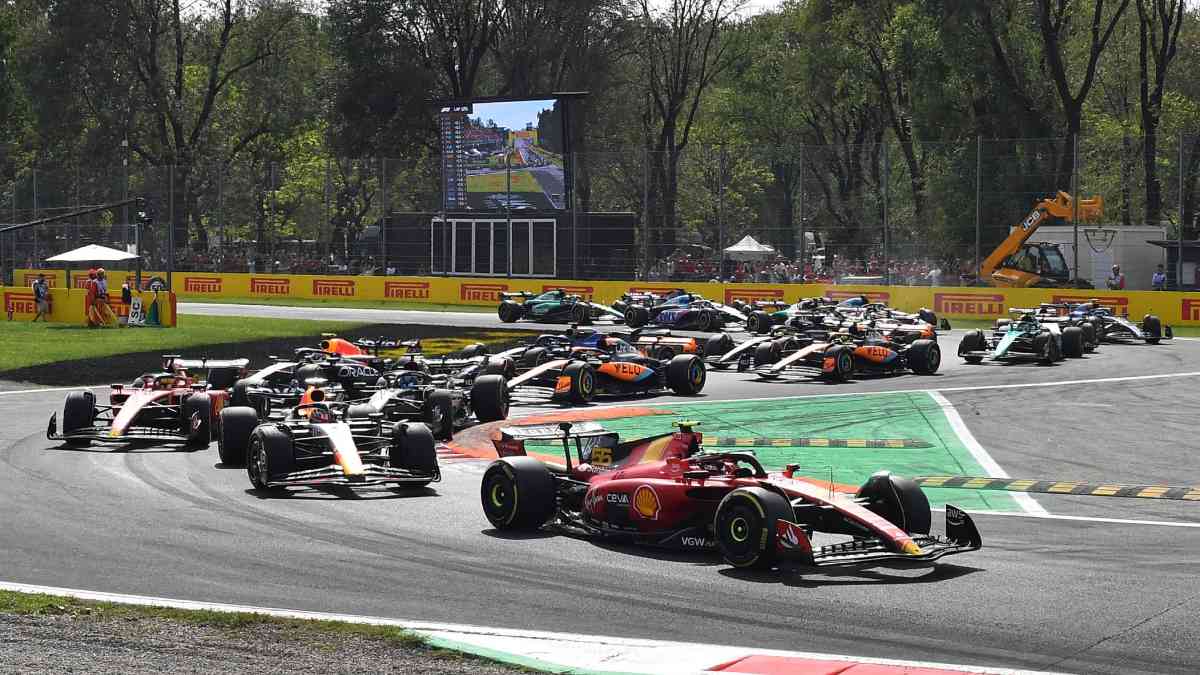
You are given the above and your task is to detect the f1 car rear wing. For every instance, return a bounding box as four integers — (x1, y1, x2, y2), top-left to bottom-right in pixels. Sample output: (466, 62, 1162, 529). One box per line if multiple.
(500, 291, 537, 299)
(161, 355, 250, 371)
(493, 421, 618, 470)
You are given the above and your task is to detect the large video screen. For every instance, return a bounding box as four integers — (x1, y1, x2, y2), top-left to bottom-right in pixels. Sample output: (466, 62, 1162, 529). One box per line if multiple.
(439, 98, 565, 211)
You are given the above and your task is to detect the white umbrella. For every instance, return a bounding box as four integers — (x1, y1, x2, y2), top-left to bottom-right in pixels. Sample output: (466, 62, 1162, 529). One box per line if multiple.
(45, 244, 139, 263)
(724, 235, 776, 261)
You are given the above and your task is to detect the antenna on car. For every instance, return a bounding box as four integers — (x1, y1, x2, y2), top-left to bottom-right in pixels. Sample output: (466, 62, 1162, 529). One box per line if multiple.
(558, 422, 574, 471)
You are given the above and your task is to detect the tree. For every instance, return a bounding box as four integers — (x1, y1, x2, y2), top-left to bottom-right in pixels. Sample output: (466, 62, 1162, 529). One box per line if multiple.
(1135, 0, 1184, 226)
(639, 0, 741, 259)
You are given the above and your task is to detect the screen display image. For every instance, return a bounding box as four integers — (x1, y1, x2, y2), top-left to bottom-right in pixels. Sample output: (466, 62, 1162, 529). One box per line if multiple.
(440, 98, 565, 211)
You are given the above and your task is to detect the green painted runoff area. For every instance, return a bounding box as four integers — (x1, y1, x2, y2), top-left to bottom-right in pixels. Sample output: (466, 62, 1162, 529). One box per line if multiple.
(592, 392, 1024, 512)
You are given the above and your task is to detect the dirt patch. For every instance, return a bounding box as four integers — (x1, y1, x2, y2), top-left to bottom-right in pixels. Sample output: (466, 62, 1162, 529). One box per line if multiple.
(0, 325, 537, 387)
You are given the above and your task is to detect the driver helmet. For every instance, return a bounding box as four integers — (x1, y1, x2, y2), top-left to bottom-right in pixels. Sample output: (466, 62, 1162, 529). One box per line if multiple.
(307, 405, 336, 423)
(96, 267, 106, 278)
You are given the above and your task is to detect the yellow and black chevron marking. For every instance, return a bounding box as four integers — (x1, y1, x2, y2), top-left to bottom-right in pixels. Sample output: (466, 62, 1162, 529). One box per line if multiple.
(701, 436, 931, 449)
(914, 476, 1200, 502)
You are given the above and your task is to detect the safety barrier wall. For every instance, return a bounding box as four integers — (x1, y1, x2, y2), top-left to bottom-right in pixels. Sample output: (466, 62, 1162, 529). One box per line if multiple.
(2, 284, 177, 327)
(15, 268, 1200, 325)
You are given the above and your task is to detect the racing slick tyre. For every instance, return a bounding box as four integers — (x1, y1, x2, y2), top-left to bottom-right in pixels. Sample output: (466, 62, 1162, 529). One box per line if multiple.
(61, 391, 96, 448)
(497, 301, 521, 323)
(482, 356, 516, 378)
(423, 389, 455, 441)
(182, 394, 213, 447)
(823, 345, 855, 382)
(391, 422, 438, 486)
(714, 487, 795, 570)
(753, 341, 781, 367)
(1081, 322, 1098, 352)
(294, 364, 323, 385)
(1033, 333, 1058, 365)
(697, 310, 716, 332)
(666, 354, 706, 395)
(747, 311, 773, 335)
(481, 457, 557, 530)
(958, 330, 986, 364)
(1061, 326, 1084, 358)
(521, 347, 549, 369)
(907, 339, 941, 375)
(704, 333, 734, 362)
(563, 362, 596, 404)
(625, 306, 650, 328)
(856, 471, 931, 535)
(247, 426, 293, 492)
(231, 379, 252, 407)
(570, 303, 591, 325)
(1143, 314, 1162, 344)
(655, 346, 678, 361)
(217, 406, 259, 466)
(471, 374, 510, 423)
(346, 403, 376, 419)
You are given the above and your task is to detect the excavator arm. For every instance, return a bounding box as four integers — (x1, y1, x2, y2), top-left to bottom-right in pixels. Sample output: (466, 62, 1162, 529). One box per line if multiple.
(980, 191, 1103, 285)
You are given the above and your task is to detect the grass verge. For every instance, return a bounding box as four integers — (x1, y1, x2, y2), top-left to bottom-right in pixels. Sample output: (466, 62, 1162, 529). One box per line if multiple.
(179, 296, 494, 313)
(0, 315, 366, 373)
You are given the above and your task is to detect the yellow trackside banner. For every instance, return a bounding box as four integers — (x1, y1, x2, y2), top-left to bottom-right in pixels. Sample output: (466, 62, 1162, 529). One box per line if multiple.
(3, 285, 176, 327)
(16, 268, 1200, 325)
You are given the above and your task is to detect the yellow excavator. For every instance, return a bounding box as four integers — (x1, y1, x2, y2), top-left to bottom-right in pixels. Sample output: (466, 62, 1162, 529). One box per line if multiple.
(980, 191, 1104, 288)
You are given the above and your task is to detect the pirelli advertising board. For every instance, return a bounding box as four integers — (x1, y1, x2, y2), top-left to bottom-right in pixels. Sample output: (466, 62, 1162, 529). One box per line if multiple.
(16, 269, 1200, 325)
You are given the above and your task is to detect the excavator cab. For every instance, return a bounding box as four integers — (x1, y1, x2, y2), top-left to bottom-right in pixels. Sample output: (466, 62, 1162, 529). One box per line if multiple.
(991, 242, 1072, 287)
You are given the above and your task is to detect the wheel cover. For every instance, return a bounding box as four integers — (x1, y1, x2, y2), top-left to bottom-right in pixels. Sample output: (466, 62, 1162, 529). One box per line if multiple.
(729, 516, 750, 543)
(248, 438, 267, 486)
(580, 370, 594, 395)
(689, 361, 704, 386)
(928, 345, 941, 371)
(490, 482, 508, 509)
(428, 404, 447, 436)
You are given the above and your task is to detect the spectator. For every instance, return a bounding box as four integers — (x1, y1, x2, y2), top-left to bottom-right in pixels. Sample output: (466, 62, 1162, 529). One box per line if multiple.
(1152, 264, 1167, 291)
(31, 273, 50, 322)
(1106, 264, 1125, 290)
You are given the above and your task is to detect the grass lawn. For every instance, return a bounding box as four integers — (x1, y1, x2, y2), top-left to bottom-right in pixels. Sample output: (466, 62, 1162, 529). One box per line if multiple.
(179, 296, 493, 313)
(466, 169, 542, 192)
(0, 315, 365, 373)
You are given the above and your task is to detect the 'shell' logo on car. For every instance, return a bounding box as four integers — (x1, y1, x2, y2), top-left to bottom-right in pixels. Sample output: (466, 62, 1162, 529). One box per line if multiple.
(183, 277, 222, 293)
(1182, 299, 1200, 321)
(385, 281, 430, 299)
(724, 288, 784, 304)
(313, 279, 355, 297)
(934, 293, 1005, 315)
(461, 283, 508, 301)
(250, 277, 291, 295)
(544, 284, 594, 299)
(825, 290, 891, 303)
(1051, 294, 1128, 310)
(22, 273, 56, 287)
(4, 291, 35, 315)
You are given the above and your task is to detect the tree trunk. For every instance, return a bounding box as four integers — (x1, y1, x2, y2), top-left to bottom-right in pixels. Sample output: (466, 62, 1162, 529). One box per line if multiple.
(1142, 119, 1161, 225)
(1120, 131, 1134, 226)
(1181, 136, 1200, 239)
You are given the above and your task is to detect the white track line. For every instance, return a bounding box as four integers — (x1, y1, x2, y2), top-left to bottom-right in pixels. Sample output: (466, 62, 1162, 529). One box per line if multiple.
(929, 391, 1048, 516)
(0, 580, 1062, 675)
(588, 369, 1200, 412)
(933, 508, 1200, 529)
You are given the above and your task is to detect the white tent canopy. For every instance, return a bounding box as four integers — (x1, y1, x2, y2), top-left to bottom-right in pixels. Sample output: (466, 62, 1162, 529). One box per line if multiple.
(724, 235, 776, 261)
(45, 244, 139, 263)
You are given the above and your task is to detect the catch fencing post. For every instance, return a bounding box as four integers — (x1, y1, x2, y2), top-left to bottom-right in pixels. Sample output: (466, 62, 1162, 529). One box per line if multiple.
(974, 136, 982, 282)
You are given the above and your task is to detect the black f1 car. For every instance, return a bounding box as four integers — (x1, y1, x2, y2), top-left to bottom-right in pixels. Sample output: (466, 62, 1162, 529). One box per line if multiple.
(217, 398, 440, 491)
(1067, 302, 1172, 344)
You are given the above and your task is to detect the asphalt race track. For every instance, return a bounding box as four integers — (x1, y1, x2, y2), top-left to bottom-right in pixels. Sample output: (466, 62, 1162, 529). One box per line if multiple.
(2, 304, 1198, 673)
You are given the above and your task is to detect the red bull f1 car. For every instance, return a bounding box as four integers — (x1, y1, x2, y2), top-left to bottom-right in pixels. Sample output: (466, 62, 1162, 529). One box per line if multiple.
(47, 356, 248, 447)
(481, 422, 980, 570)
(218, 396, 440, 491)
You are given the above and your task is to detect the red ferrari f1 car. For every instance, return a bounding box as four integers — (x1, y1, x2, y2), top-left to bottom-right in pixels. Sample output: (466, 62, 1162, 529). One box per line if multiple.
(46, 356, 247, 447)
(481, 422, 980, 570)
